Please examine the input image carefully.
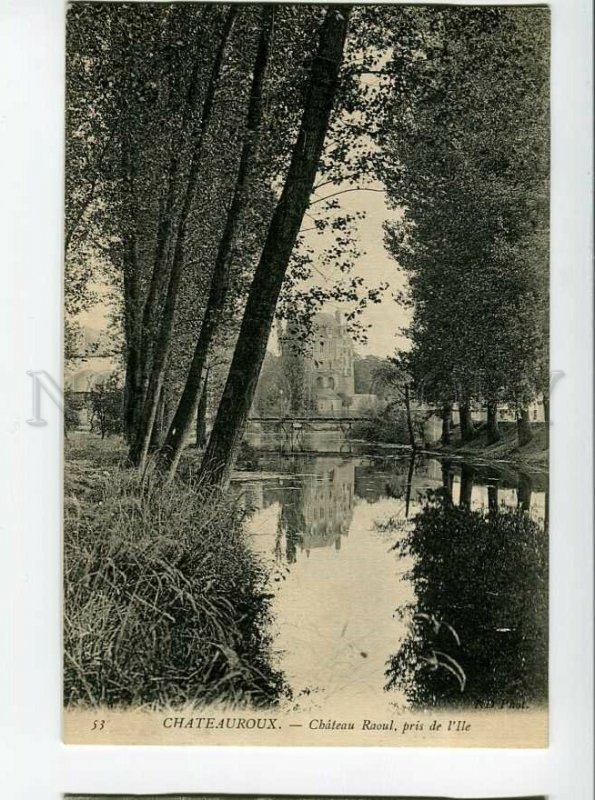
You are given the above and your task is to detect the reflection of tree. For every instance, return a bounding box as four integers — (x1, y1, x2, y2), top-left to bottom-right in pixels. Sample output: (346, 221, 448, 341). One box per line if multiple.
(386, 490, 548, 709)
(355, 455, 431, 503)
(441, 458, 454, 500)
(459, 463, 474, 507)
(518, 472, 533, 510)
(276, 489, 306, 564)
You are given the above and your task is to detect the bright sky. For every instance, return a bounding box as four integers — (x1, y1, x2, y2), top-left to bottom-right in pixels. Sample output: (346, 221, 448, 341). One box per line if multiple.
(76, 187, 411, 360)
(297, 182, 411, 358)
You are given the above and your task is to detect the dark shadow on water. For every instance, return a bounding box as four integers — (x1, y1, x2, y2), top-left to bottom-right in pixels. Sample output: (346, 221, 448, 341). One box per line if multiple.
(385, 488, 548, 709)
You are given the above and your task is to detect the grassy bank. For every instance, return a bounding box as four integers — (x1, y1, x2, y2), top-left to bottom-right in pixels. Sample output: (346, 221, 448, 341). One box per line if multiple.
(426, 421, 548, 471)
(64, 433, 285, 709)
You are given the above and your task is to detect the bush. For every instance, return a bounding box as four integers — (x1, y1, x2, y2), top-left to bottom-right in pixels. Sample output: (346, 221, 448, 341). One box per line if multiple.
(89, 373, 123, 438)
(235, 439, 261, 470)
(350, 406, 410, 444)
(64, 449, 286, 708)
(64, 391, 84, 434)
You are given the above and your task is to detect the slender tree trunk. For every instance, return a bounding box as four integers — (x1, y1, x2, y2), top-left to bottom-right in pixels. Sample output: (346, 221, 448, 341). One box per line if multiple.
(149, 387, 165, 451)
(459, 399, 475, 443)
(196, 366, 209, 447)
(122, 262, 142, 443)
(197, 6, 352, 490)
(459, 463, 474, 507)
(404, 452, 416, 518)
(119, 113, 142, 442)
(128, 9, 237, 470)
(486, 399, 501, 444)
(404, 383, 416, 450)
(441, 402, 452, 445)
(516, 406, 533, 446)
(159, 8, 273, 477)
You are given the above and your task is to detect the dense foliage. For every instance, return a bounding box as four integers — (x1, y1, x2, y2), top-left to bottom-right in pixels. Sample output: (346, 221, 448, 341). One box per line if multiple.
(374, 7, 549, 444)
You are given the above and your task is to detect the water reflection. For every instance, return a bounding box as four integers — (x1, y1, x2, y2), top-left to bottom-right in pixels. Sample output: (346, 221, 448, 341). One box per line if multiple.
(385, 489, 548, 709)
(236, 447, 547, 711)
(273, 459, 355, 561)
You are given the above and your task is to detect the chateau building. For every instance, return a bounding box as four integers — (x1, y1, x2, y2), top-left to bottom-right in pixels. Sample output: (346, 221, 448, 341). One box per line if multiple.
(281, 311, 378, 416)
(307, 311, 355, 413)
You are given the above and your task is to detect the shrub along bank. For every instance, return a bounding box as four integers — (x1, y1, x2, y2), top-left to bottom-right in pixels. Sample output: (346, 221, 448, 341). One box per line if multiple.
(64, 434, 285, 708)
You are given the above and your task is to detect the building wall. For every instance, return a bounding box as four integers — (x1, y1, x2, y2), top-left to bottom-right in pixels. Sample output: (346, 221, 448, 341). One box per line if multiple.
(65, 354, 119, 392)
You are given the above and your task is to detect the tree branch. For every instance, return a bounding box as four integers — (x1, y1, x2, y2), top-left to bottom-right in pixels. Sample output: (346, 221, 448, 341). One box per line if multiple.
(309, 186, 385, 206)
(64, 130, 115, 254)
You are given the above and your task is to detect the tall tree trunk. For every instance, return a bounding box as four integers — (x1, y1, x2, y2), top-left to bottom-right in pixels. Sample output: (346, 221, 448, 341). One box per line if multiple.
(159, 8, 273, 477)
(486, 399, 501, 444)
(196, 366, 209, 448)
(128, 9, 238, 470)
(118, 71, 142, 443)
(149, 387, 165, 451)
(459, 463, 474, 507)
(516, 406, 533, 446)
(441, 402, 452, 445)
(121, 162, 141, 442)
(459, 398, 475, 443)
(135, 6, 213, 416)
(197, 6, 352, 490)
(123, 340, 140, 442)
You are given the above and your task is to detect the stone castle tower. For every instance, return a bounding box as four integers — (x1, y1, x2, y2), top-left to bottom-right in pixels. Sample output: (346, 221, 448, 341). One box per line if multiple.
(280, 311, 355, 415)
(307, 311, 355, 413)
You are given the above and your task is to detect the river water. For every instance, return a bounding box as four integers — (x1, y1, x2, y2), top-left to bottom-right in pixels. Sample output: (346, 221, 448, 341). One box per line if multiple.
(234, 441, 548, 714)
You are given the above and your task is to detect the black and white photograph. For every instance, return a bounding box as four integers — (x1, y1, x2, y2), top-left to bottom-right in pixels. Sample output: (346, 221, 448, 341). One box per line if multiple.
(62, 2, 550, 746)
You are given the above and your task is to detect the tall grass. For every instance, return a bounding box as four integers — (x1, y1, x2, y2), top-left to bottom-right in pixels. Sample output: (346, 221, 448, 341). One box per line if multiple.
(64, 435, 286, 708)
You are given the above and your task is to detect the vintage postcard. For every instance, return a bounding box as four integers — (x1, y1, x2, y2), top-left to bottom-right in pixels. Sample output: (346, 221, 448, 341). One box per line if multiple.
(63, 3, 549, 746)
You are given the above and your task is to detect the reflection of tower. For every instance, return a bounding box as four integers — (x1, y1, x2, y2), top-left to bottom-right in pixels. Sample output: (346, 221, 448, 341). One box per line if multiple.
(276, 457, 355, 561)
(300, 459, 355, 551)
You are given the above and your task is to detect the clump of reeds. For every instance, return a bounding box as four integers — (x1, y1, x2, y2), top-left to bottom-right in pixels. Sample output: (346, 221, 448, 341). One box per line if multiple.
(64, 442, 285, 708)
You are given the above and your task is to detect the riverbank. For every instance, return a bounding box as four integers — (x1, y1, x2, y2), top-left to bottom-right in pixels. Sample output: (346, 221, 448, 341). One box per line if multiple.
(64, 433, 285, 709)
(425, 421, 548, 472)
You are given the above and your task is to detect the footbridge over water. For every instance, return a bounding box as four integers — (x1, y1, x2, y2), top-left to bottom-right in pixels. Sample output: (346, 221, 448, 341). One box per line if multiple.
(245, 415, 374, 453)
